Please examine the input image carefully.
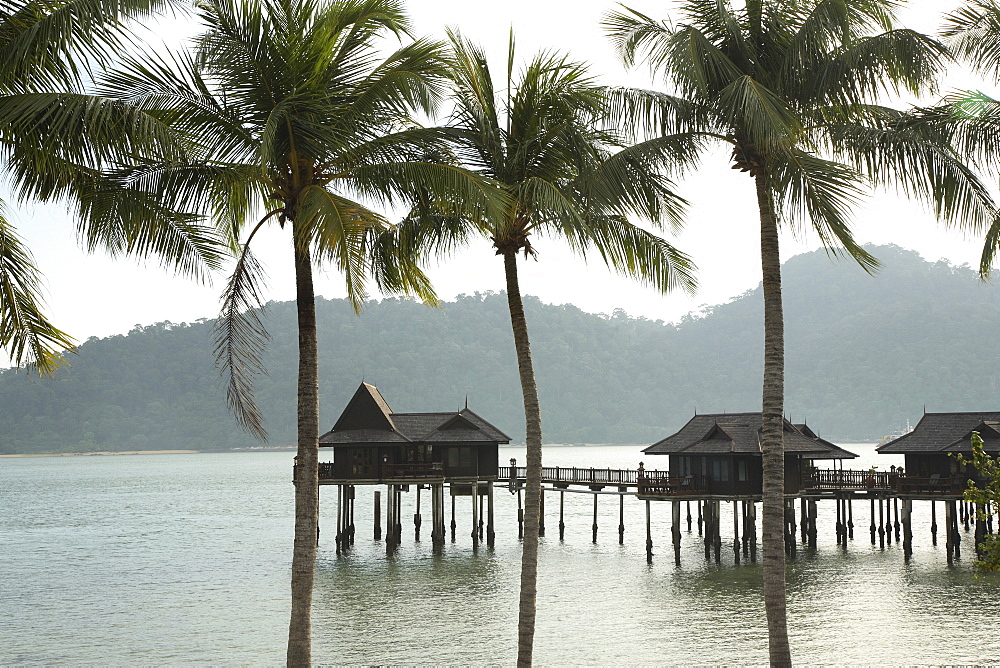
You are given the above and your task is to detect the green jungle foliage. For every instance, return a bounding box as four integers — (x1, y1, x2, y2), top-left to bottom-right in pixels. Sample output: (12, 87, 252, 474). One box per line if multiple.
(2, 244, 999, 454)
(955, 433, 1000, 571)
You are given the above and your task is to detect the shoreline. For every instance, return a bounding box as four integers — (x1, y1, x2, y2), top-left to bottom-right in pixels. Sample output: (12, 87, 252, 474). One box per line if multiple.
(0, 450, 200, 458)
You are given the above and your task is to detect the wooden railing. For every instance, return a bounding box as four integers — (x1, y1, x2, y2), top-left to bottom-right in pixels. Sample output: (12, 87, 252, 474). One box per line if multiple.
(895, 475, 966, 495)
(636, 474, 704, 497)
(498, 466, 668, 487)
(317, 462, 444, 481)
(807, 469, 899, 491)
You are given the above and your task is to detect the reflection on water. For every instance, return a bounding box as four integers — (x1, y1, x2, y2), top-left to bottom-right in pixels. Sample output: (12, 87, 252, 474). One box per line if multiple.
(3, 445, 999, 664)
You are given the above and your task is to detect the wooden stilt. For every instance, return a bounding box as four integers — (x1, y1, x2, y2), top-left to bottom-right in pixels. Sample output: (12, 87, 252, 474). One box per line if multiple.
(487, 483, 495, 547)
(697, 500, 704, 536)
(686, 501, 692, 531)
(870, 496, 876, 545)
(835, 494, 843, 546)
(592, 493, 599, 543)
(414, 485, 422, 541)
(732, 501, 740, 564)
(478, 486, 484, 539)
(847, 496, 854, 540)
(703, 500, 712, 560)
(788, 498, 797, 547)
(672, 500, 682, 566)
(471, 481, 479, 549)
(808, 499, 817, 549)
(538, 487, 545, 538)
(750, 501, 758, 563)
(713, 500, 722, 564)
(902, 498, 913, 561)
(930, 500, 937, 546)
(386, 484, 394, 555)
(878, 497, 885, 549)
(975, 503, 987, 559)
(800, 497, 808, 544)
(945, 500, 954, 565)
(741, 501, 750, 558)
(619, 493, 626, 544)
(450, 490, 456, 542)
(952, 500, 962, 559)
(349, 485, 356, 545)
(893, 497, 900, 543)
(517, 488, 524, 540)
(645, 499, 653, 563)
(884, 497, 892, 546)
(559, 490, 565, 540)
(395, 485, 402, 545)
(374, 490, 382, 541)
(335, 484, 343, 555)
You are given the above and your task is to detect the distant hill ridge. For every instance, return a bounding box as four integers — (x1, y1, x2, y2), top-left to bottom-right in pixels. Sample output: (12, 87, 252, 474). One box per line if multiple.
(2, 244, 999, 454)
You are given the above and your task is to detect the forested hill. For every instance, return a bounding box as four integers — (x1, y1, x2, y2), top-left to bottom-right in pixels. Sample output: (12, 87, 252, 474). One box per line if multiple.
(3, 244, 1000, 454)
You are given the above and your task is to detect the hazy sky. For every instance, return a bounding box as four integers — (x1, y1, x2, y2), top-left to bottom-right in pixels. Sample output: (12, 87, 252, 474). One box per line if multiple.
(5, 0, 996, 368)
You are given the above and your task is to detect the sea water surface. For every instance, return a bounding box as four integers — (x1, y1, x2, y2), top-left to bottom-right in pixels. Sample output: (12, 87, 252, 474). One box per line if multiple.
(3, 444, 999, 665)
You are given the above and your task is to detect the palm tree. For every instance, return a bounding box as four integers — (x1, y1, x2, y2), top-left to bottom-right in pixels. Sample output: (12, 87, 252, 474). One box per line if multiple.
(604, 1, 996, 663)
(392, 31, 696, 666)
(94, 0, 502, 663)
(1, 0, 222, 373)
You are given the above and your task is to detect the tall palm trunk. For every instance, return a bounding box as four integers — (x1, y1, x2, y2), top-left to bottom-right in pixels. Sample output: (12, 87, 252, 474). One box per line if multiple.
(503, 250, 543, 668)
(287, 222, 319, 667)
(755, 172, 791, 666)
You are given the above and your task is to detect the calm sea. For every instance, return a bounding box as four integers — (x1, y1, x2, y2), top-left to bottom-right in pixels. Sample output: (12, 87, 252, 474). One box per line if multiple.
(3, 444, 998, 665)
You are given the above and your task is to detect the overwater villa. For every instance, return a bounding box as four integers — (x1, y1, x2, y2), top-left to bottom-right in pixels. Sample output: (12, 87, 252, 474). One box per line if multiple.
(639, 412, 857, 497)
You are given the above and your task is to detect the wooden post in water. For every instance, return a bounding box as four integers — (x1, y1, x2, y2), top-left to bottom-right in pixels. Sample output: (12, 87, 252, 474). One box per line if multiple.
(878, 498, 886, 549)
(478, 486, 485, 540)
(930, 500, 937, 545)
(952, 499, 962, 559)
(385, 485, 394, 555)
(619, 493, 626, 545)
(835, 494, 843, 546)
(800, 497, 808, 544)
(471, 481, 480, 550)
(962, 501, 970, 531)
(414, 485, 422, 541)
(349, 485, 356, 545)
(884, 497, 892, 546)
(645, 499, 653, 563)
(538, 487, 545, 538)
(788, 498, 797, 548)
(870, 497, 876, 545)
(847, 496, 854, 540)
(686, 501, 692, 531)
(559, 490, 565, 540)
(672, 500, 682, 566)
(450, 491, 456, 542)
(808, 499, 818, 549)
(395, 486, 403, 545)
(335, 484, 343, 554)
(945, 500, 954, 565)
(592, 493, 599, 543)
(487, 483, 495, 548)
(703, 500, 712, 560)
(697, 500, 704, 537)
(713, 500, 722, 564)
(374, 490, 382, 541)
(741, 501, 750, 558)
(732, 501, 740, 564)
(517, 487, 524, 540)
(893, 497, 900, 543)
(902, 498, 913, 561)
(750, 501, 759, 563)
(429, 485, 438, 549)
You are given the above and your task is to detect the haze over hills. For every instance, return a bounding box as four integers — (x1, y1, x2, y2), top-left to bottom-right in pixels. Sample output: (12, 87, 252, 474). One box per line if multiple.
(2, 244, 999, 454)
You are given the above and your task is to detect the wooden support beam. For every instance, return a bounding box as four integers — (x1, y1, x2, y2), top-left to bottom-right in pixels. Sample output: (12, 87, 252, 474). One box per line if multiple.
(697, 500, 704, 537)
(847, 496, 853, 540)
(686, 501, 692, 532)
(450, 491, 456, 542)
(487, 483, 495, 548)
(335, 484, 343, 555)
(930, 500, 937, 546)
(559, 490, 565, 541)
(945, 500, 954, 565)
(517, 488, 524, 540)
(374, 490, 382, 541)
(349, 485, 356, 546)
(538, 487, 545, 538)
(750, 501, 758, 563)
(471, 480, 479, 550)
(870, 497, 876, 545)
(893, 497, 900, 543)
(902, 498, 913, 561)
(671, 500, 682, 566)
(645, 500, 653, 564)
(732, 501, 740, 564)
(808, 499, 817, 549)
(592, 493, 599, 543)
(878, 497, 886, 550)
(619, 493, 626, 545)
(414, 485, 422, 541)
(713, 501, 722, 565)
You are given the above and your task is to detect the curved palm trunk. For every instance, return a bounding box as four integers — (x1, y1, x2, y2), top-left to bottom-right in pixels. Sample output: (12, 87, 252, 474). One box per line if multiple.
(287, 223, 319, 667)
(755, 172, 791, 666)
(503, 251, 543, 668)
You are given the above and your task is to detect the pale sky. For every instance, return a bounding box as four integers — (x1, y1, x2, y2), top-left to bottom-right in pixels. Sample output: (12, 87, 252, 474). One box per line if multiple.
(4, 0, 995, 368)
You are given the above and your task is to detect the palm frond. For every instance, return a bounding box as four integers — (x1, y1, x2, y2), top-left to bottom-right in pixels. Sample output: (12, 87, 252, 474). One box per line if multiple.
(0, 206, 76, 374)
(213, 238, 270, 441)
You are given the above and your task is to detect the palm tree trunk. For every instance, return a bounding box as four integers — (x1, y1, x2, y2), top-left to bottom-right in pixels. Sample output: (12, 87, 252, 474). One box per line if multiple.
(287, 223, 319, 667)
(503, 251, 543, 668)
(755, 171, 791, 667)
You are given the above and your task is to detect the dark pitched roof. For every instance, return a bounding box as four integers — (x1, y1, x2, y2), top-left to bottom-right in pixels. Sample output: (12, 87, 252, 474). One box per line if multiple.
(320, 384, 510, 446)
(877, 412, 1000, 454)
(643, 412, 856, 459)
